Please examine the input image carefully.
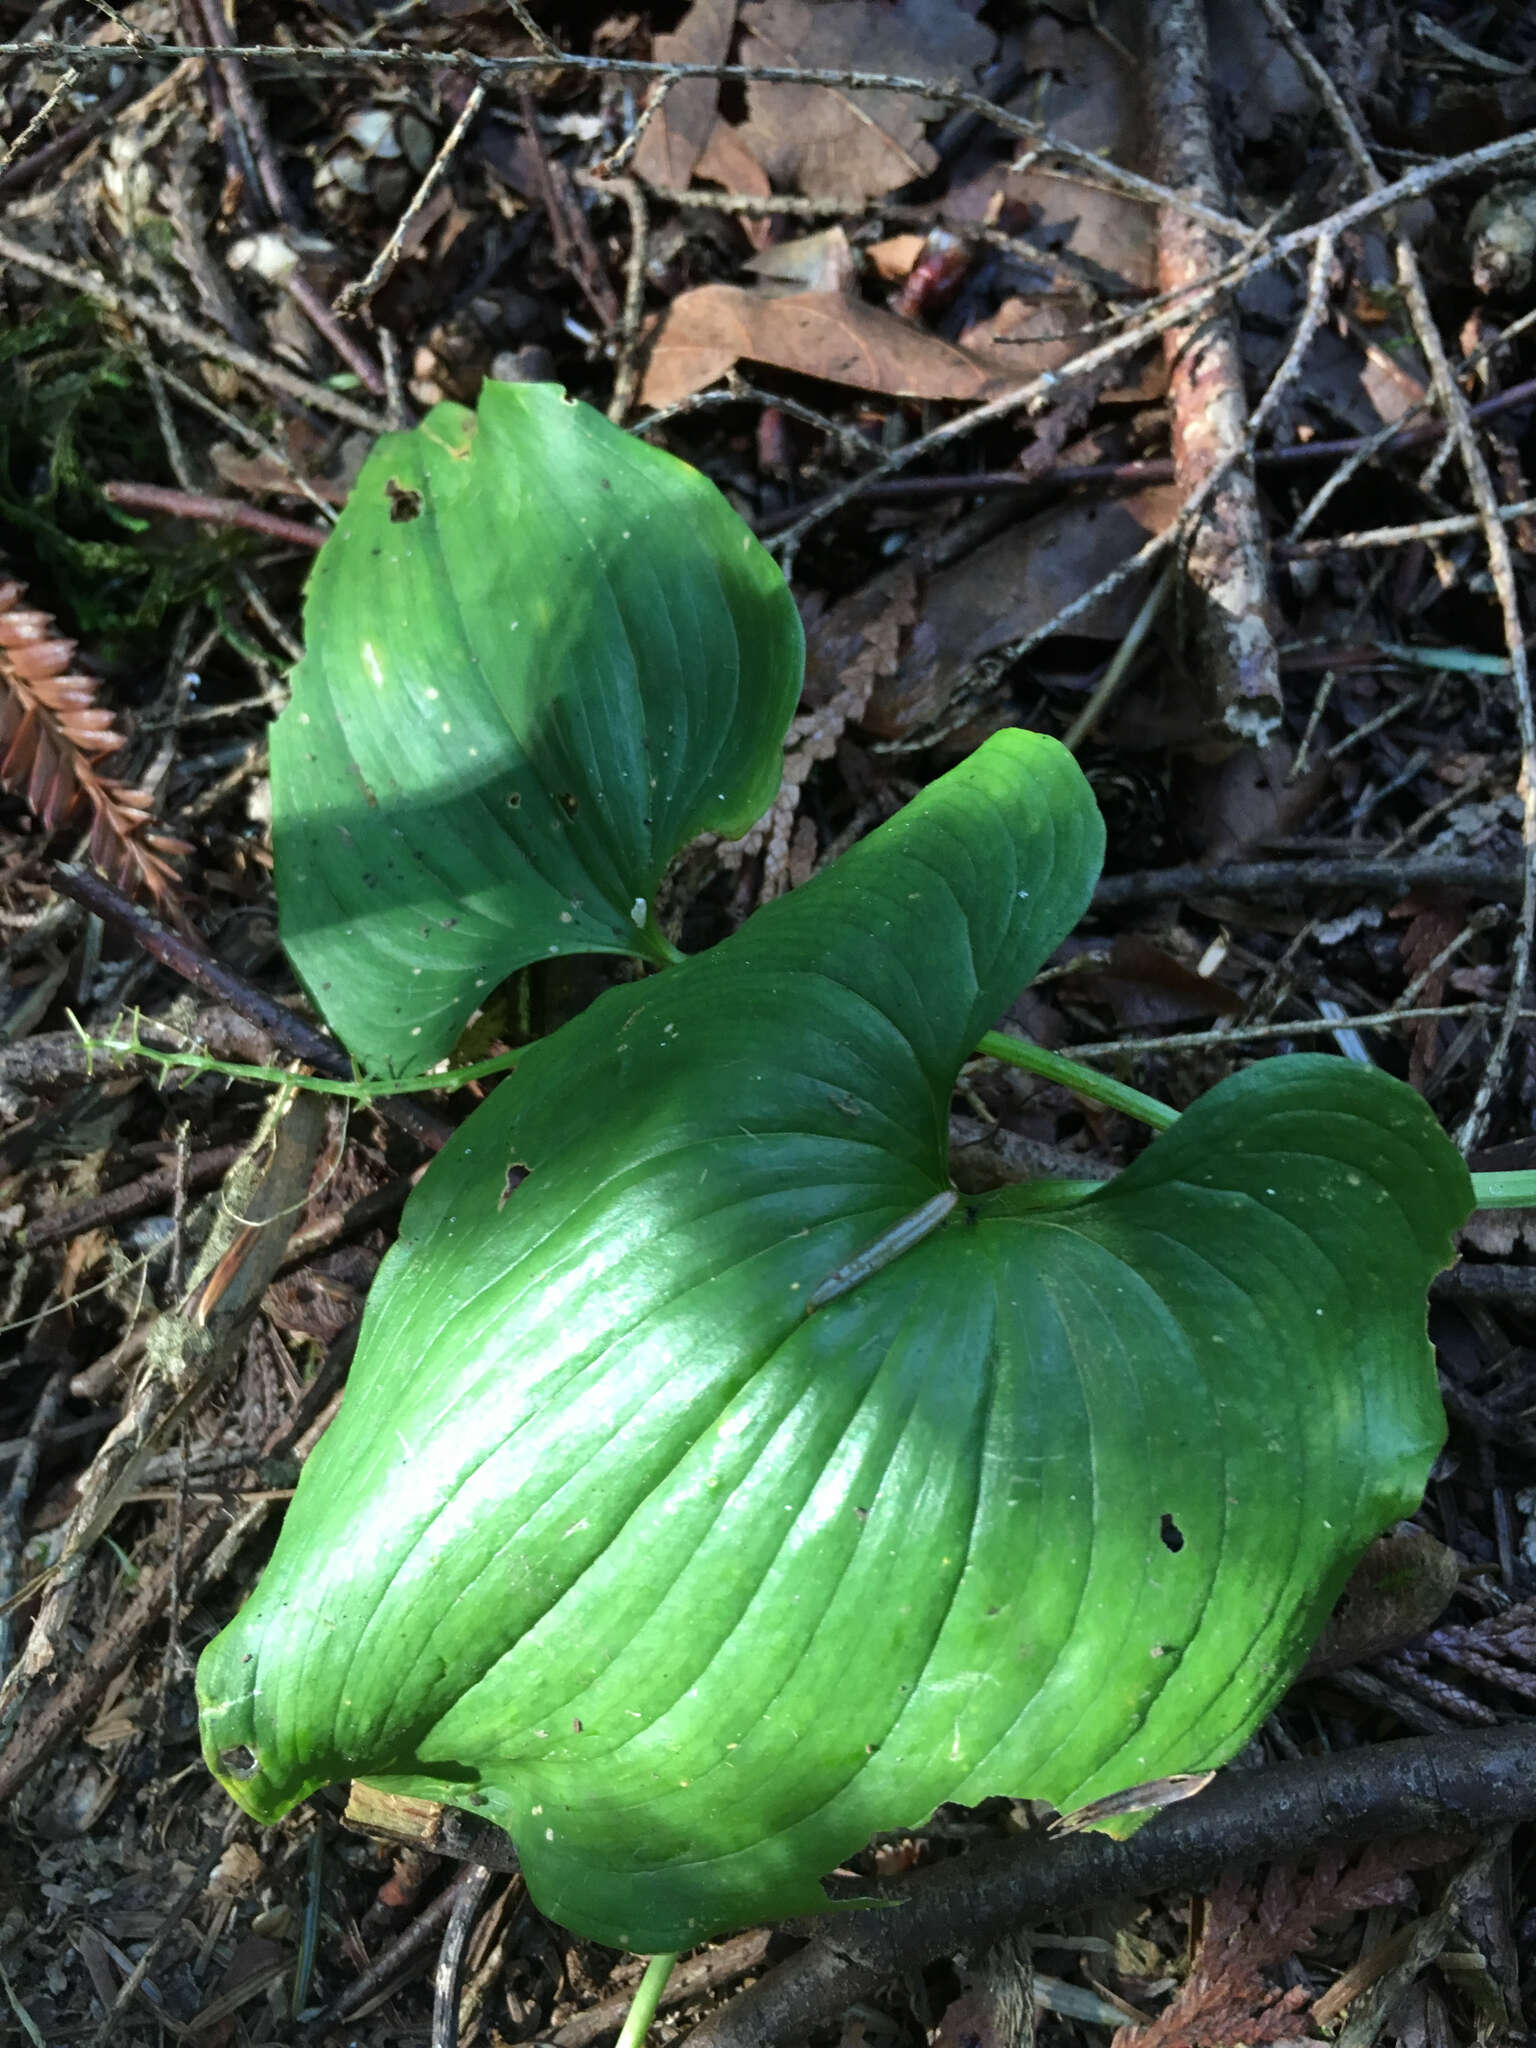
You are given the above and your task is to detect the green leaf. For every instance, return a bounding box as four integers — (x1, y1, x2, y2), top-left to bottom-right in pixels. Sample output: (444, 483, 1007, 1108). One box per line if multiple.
(270, 381, 803, 1074)
(198, 730, 1470, 1952)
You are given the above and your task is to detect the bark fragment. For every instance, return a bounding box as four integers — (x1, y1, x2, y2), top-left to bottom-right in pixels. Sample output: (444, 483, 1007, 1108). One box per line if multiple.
(1146, 0, 1283, 743)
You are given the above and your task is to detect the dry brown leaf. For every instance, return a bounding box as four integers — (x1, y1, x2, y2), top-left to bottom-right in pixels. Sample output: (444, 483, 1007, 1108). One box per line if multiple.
(733, 0, 994, 201)
(867, 232, 927, 281)
(632, 0, 738, 190)
(743, 226, 857, 294)
(946, 0, 1155, 292)
(859, 487, 1181, 740)
(1304, 1525, 1463, 1675)
(641, 283, 1068, 406)
(694, 117, 773, 199)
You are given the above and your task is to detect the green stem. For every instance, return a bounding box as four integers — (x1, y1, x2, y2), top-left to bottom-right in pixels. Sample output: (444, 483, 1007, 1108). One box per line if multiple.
(78, 1027, 522, 1101)
(1468, 1170, 1536, 1209)
(974, 1031, 1181, 1131)
(615, 1953, 678, 2048)
(978, 1030, 1536, 1214)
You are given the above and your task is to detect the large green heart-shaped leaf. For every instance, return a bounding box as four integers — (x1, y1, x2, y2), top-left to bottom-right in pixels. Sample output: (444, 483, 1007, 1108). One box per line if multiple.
(271, 381, 802, 1074)
(200, 730, 1469, 1952)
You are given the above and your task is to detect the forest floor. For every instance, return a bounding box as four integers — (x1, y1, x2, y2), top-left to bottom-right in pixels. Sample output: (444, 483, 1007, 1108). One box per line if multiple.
(1, 2, 1535, 2045)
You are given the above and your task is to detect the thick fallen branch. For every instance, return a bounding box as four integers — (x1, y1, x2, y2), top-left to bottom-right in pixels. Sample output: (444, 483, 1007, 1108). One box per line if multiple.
(685, 1727, 1536, 2048)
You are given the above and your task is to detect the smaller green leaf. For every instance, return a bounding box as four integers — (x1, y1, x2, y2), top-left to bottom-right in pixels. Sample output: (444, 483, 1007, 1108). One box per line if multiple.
(272, 382, 803, 1074)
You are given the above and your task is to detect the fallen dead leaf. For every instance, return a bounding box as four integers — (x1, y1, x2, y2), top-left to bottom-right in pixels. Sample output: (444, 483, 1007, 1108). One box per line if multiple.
(640, 283, 1070, 406)
(946, 0, 1155, 293)
(742, 225, 857, 293)
(632, 0, 737, 190)
(733, 0, 994, 201)
(867, 232, 928, 281)
(859, 487, 1181, 740)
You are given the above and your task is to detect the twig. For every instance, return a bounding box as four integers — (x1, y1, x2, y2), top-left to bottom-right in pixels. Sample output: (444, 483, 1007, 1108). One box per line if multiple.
(501, 0, 562, 62)
(1279, 497, 1536, 555)
(589, 173, 650, 423)
(0, 1321, 354, 1800)
(87, 1848, 225, 2048)
(1055, 1004, 1523, 1062)
(0, 74, 136, 193)
(47, 863, 453, 1151)
(0, 35, 1288, 240)
(0, 1371, 67, 1673)
(0, 226, 385, 434)
(1089, 850, 1522, 911)
(685, 1727, 1536, 2048)
(5, 30, 1532, 247)
(194, 0, 303, 227)
(553, 1933, 773, 2048)
(102, 480, 326, 549)
(1146, 0, 1282, 743)
(282, 271, 388, 395)
(1253, 0, 1535, 1152)
(21, 1142, 247, 1251)
(1061, 565, 1173, 753)
(750, 373, 1536, 529)
(299, 1868, 478, 2033)
(1394, 261, 1534, 1150)
(0, 63, 79, 168)
(517, 87, 618, 328)
(431, 1865, 494, 2048)
(641, 182, 1106, 297)
(334, 81, 486, 316)
(594, 70, 680, 179)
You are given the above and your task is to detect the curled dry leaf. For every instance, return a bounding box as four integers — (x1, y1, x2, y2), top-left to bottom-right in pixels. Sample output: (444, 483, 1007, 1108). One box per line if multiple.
(0, 576, 188, 910)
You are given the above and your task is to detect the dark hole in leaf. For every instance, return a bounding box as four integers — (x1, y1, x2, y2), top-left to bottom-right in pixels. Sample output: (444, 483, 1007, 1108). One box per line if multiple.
(385, 479, 423, 522)
(1160, 1513, 1185, 1553)
(560, 792, 579, 816)
(507, 791, 522, 807)
(219, 1744, 260, 1779)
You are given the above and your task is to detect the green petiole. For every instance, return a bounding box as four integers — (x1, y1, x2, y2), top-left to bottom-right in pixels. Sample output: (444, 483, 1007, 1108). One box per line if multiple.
(974, 1029, 1181, 1130)
(976, 1028, 1536, 1214)
(614, 1953, 677, 2048)
(76, 1018, 1536, 1214)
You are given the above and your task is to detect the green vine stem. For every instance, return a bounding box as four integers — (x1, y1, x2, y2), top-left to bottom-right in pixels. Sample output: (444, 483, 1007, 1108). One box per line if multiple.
(615, 1953, 678, 2048)
(75, 1016, 1536, 1214)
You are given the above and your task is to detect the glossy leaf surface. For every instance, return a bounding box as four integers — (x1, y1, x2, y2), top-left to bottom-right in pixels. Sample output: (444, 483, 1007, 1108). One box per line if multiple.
(271, 381, 802, 1073)
(201, 731, 1470, 1951)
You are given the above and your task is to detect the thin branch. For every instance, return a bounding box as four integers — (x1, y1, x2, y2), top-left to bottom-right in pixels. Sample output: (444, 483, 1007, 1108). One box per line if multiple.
(0, 226, 384, 435)
(103, 480, 326, 550)
(47, 863, 453, 1152)
(333, 81, 487, 316)
(0, 36, 1254, 237)
(1090, 851, 1521, 911)
(1057, 1004, 1524, 1063)
(686, 1727, 1536, 2048)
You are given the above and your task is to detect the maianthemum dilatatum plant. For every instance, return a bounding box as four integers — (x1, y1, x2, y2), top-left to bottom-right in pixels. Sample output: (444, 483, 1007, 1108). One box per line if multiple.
(196, 381, 1515, 1968)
